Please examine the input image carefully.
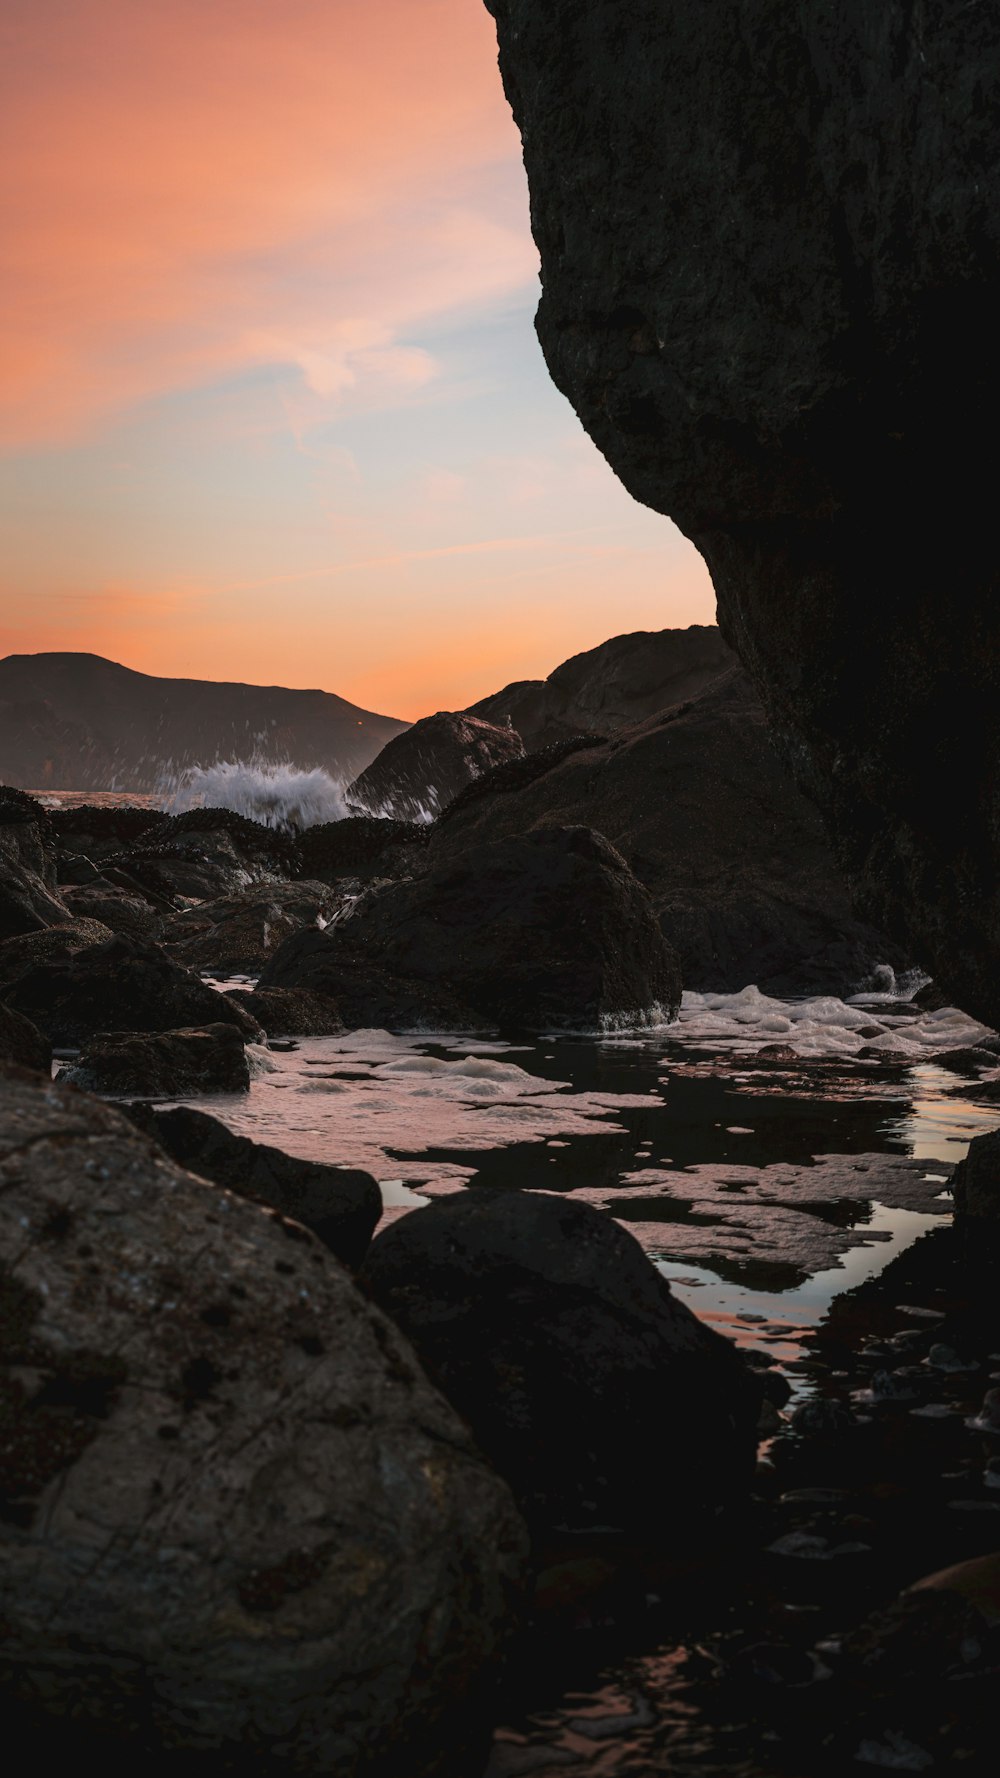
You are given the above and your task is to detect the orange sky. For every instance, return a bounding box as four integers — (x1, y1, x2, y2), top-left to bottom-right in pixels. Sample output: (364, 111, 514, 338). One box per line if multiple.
(0, 0, 715, 717)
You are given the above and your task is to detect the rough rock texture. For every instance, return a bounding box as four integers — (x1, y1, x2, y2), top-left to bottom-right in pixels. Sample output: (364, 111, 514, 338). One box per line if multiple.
(0, 1002, 50, 1072)
(64, 884, 164, 944)
(327, 826, 682, 1031)
(468, 625, 735, 750)
(258, 930, 486, 1033)
(225, 985, 344, 1038)
(362, 1191, 759, 1532)
(293, 815, 428, 883)
(62, 1024, 252, 1097)
(435, 669, 908, 993)
(123, 1104, 382, 1267)
(0, 1067, 526, 1771)
(0, 790, 69, 939)
(111, 810, 294, 903)
(0, 918, 117, 992)
(161, 882, 339, 976)
(349, 711, 524, 822)
(3, 934, 261, 1047)
(485, 1, 1000, 1025)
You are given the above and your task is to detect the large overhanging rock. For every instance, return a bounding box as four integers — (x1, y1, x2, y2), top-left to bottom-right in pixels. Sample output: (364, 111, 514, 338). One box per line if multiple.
(0, 1067, 526, 1773)
(484, 2, 1000, 1025)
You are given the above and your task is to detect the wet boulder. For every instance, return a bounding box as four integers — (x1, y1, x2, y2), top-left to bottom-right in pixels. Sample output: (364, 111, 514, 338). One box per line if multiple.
(329, 825, 682, 1031)
(3, 934, 261, 1047)
(62, 1023, 252, 1097)
(225, 985, 344, 1038)
(0, 917, 116, 992)
(294, 814, 428, 882)
(0, 789, 70, 939)
(161, 881, 341, 975)
(349, 711, 524, 822)
(951, 1131, 1000, 1224)
(258, 929, 486, 1033)
(117, 807, 296, 902)
(64, 884, 164, 944)
(361, 1191, 760, 1534)
(0, 1066, 527, 1773)
(124, 1103, 382, 1267)
(0, 1001, 50, 1073)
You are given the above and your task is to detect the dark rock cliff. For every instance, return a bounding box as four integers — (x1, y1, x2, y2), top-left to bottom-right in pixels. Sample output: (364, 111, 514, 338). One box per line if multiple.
(485, 1, 1000, 1025)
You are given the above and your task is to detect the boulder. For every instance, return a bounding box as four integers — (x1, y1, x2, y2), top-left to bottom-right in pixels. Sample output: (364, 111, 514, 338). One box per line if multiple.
(484, 0, 1000, 1026)
(468, 624, 736, 750)
(62, 1024, 251, 1097)
(361, 1191, 760, 1533)
(326, 826, 681, 1031)
(225, 985, 343, 1038)
(951, 1134, 1000, 1257)
(257, 930, 486, 1033)
(48, 801, 168, 860)
(64, 884, 164, 943)
(294, 815, 428, 883)
(0, 917, 116, 992)
(0, 789, 70, 939)
(3, 934, 261, 1047)
(0, 1066, 526, 1772)
(161, 882, 340, 975)
(435, 669, 908, 994)
(123, 1104, 381, 1267)
(0, 1001, 50, 1072)
(349, 711, 523, 822)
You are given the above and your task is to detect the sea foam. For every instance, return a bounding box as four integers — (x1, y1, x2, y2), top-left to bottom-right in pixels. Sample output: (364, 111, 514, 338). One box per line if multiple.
(160, 760, 352, 830)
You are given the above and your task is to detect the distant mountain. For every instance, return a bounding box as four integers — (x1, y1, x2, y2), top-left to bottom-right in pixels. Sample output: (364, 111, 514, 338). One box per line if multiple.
(0, 653, 408, 792)
(467, 624, 736, 747)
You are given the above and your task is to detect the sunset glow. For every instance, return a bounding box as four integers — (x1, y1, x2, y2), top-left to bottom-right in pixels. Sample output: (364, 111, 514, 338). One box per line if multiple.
(0, 0, 714, 716)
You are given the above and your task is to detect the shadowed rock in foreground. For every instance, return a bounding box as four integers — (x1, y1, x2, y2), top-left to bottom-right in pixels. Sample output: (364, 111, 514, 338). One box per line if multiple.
(0, 1067, 526, 1773)
(485, 0, 1000, 1025)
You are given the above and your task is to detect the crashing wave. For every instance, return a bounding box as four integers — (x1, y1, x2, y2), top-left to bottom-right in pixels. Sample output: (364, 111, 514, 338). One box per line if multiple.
(159, 760, 352, 831)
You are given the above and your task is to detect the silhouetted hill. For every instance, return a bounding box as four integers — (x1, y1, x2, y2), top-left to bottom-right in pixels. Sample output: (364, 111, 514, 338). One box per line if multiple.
(0, 653, 408, 792)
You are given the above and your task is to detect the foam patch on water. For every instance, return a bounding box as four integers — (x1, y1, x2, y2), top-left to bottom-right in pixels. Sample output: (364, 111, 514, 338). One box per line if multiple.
(161, 760, 352, 830)
(677, 984, 993, 1058)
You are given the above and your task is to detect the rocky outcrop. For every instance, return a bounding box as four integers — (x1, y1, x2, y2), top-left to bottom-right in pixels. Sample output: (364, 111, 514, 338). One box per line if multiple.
(0, 789, 70, 939)
(434, 669, 909, 993)
(109, 808, 295, 903)
(348, 711, 524, 821)
(362, 1191, 759, 1533)
(484, 1, 1000, 1025)
(0, 1066, 526, 1772)
(225, 985, 344, 1038)
(294, 814, 428, 882)
(161, 881, 340, 975)
(469, 624, 735, 749)
(3, 934, 261, 1047)
(0, 651, 406, 790)
(0, 917, 116, 992)
(0, 1002, 50, 1072)
(320, 826, 681, 1031)
(123, 1104, 382, 1267)
(258, 930, 486, 1033)
(63, 1023, 252, 1097)
(64, 884, 164, 944)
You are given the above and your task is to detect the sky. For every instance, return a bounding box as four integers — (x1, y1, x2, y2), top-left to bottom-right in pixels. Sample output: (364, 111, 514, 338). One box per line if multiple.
(0, 0, 715, 719)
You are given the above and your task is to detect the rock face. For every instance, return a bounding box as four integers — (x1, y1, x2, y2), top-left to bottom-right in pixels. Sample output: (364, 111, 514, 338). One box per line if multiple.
(225, 986, 344, 1038)
(258, 930, 486, 1033)
(348, 711, 524, 821)
(0, 789, 70, 939)
(469, 625, 735, 750)
(0, 1067, 526, 1772)
(161, 882, 339, 975)
(63, 1024, 252, 1097)
(0, 651, 406, 790)
(4, 934, 260, 1047)
(435, 670, 908, 993)
(362, 1192, 759, 1533)
(0, 1002, 50, 1072)
(123, 1104, 382, 1268)
(484, 1, 1000, 1025)
(323, 826, 682, 1031)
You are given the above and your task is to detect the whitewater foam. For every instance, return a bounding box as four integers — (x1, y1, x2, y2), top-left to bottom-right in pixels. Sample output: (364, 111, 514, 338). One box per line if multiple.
(160, 759, 352, 830)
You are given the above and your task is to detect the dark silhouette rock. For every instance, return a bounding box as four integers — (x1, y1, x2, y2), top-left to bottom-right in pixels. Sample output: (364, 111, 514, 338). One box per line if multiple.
(294, 814, 428, 882)
(0, 918, 116, 992)
(349, 711, 523, 821)
(434, 670, 908, 994)
(362, 1191, 759, 1533)
(258, 929, 485, 1033)
(0, 1066, 526, 1773)
(0, 789, 69, 939)
(110, 808, 296, 903)
(225, 985, 343, 1037)
(124, 1104, 381, 1267)
(63, 1023, 251, 1097)
(324, 826, 681, 1031)
(0, 1001, 50, 1072)
(484, 0, 1000, 1024)
(469, 624, 735, 750)
(48, 802, 167, 860)
(4, 934, 261, 1047)
(0, 651, 406, 790)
